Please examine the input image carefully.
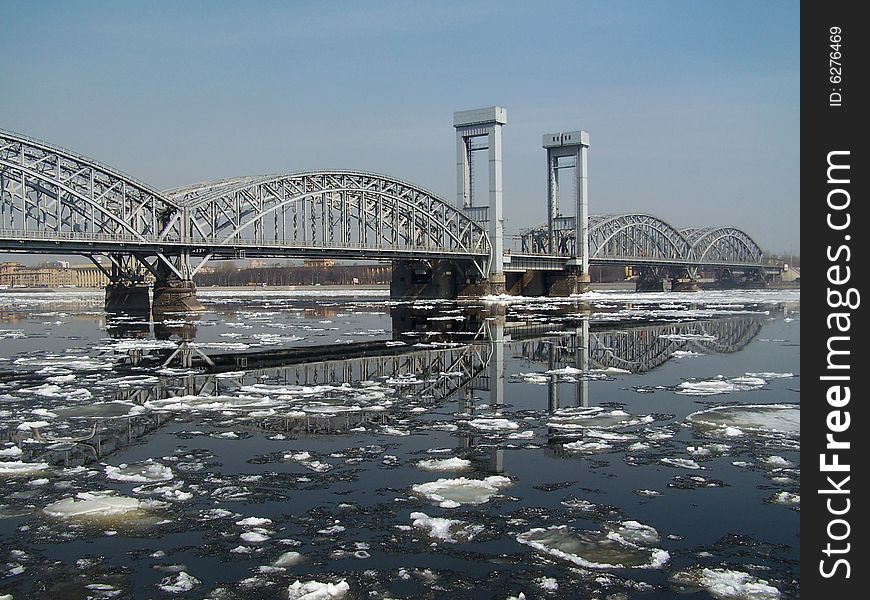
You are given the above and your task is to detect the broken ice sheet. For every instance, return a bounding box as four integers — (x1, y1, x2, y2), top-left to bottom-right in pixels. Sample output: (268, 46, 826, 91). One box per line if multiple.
(411, 475, 512, 508)
(408, 511, 484, 543)
(516, 524, 669, 569)
(686, 405, 799, 437)
(671, 566, 781, 599)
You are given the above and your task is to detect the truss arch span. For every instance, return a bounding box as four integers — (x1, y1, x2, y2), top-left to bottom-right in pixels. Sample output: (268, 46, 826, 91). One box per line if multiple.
(170, 171, 492, 269)
(589, 213, 691, 262)
(681, 226, 763, 265)
(0, 129, 181, 243)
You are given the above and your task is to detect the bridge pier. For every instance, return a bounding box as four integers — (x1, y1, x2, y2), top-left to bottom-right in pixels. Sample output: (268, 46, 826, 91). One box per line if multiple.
(671, 278, 700, 292)
(105, 282, 151, 314)
(153, 254, 205, 312)
(153, 277, 205, 312)
(547, 269, 591, 296)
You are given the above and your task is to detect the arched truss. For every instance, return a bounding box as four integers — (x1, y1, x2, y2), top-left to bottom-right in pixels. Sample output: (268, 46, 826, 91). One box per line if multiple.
(681, 227, 763, 265)
(588, 214, 691, 262)
(167, 171, 491, 271)
(522, 314, 765, 374)
(0, 130, 181, 245)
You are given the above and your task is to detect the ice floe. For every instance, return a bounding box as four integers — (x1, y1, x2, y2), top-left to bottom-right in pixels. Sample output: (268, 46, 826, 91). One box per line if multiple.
(672, 567, 781, 599)
(414, 457, 472, 472)
(105, 459, 174, 483)
(686, 405, 799, 437)
(409, 511, 483, 543)
(287, 579, 350, 599)
(516, 525, 669, 569)
(676, 375, 766, 396)
(411, 475, 512, 508)
(43, 491, 166, 522)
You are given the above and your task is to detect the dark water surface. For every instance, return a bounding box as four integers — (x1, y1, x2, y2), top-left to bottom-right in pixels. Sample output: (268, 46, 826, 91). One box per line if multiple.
(0, 289, 800, 599)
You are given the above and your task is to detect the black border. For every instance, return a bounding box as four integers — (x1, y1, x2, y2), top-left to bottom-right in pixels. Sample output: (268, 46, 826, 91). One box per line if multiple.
(801, 3, 865, 596)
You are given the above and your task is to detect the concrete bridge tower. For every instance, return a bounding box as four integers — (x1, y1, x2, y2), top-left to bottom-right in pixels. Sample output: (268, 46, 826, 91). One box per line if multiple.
(454, 106, 507, 292)
(543, 130, 591, 294)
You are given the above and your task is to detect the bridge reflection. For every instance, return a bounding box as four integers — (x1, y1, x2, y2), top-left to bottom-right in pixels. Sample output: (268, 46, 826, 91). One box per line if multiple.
(109, 310, 765, 424)
(20, 309, 768, 468)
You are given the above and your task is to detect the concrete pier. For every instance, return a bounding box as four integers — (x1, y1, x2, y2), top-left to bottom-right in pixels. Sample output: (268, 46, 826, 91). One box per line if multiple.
(105, 282, 151, 314)
(152, 278, 205, 312)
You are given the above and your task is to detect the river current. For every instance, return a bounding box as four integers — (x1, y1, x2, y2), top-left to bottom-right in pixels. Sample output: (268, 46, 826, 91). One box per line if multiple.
(0, 288, 800, 599)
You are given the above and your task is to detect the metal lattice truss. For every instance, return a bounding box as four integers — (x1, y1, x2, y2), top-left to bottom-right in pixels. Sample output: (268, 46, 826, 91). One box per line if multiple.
(166, 171, 491, 272)
(520, 213, 765, 268)
(0, 130, 181, 252)
(0, 130, 490, 274)
(522, 314, 764, 374)
(680, 227, 763, 264)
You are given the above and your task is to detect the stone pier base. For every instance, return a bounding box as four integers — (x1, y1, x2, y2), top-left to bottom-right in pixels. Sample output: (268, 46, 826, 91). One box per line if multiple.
(671, 278, 700, 292)
(636, 278, 668, 292)
(153, 279, 206, 312)
(547, 272, 591, 296)
(105, 283, 151, 314)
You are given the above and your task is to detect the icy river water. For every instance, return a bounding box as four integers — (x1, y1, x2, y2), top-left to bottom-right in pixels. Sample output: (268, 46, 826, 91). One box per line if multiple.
(0, 288, 800, 600)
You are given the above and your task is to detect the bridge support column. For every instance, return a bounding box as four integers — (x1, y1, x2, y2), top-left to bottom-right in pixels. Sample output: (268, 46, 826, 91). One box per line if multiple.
(101, 254, 151, 314)
(547, 268, 591, 296)
(153, 253, 206, 312)
(105, 283, 151, 314)
(670, 267, 700, 292)
(390, 259, 467, 300)
(454, 106, 507, 293)
(635, 266, 667, 292)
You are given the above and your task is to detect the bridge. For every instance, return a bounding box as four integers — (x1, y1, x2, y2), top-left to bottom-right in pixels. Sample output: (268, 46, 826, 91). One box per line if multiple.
(1, 109, 781, 310)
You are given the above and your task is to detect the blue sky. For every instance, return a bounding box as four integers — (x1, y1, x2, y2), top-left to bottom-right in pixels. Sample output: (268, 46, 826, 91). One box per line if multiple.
(1, 0, 799, 254)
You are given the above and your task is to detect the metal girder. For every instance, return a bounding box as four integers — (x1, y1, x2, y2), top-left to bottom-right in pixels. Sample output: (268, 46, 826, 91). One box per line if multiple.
(0, 129, 181, 244)
(166, 171, 492, 270)
(680, 226, 763, 264)
(519, 213, 768, 270)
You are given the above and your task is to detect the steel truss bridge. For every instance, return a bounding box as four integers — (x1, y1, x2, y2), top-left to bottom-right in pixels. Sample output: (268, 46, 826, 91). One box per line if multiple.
(1, 129, 777, 300)
(515, 214, 773, 277)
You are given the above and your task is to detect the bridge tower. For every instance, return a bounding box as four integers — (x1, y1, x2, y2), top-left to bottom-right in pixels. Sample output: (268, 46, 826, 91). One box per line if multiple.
(454, 106, 507, 291)
(543, 130, 591, 294)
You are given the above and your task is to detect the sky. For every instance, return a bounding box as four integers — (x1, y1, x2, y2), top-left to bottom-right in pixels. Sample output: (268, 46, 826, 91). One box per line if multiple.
(1, 0, 799, 258)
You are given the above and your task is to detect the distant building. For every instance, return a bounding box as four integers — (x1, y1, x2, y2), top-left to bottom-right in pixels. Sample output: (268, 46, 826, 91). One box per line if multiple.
(303, 259, 336, 268)
(0, 262, 110, 288)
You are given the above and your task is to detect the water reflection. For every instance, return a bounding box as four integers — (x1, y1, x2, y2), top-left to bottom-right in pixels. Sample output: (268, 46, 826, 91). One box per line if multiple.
(33, 311, 765, 472)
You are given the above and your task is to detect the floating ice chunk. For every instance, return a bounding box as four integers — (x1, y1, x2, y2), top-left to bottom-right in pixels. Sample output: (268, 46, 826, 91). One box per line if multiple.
(237, 516, 273, 527)
(676, 376, 766, 396)
(467, 418, 519, 431)
(672, 567, 781, 599)
(609, 520, 661, 546)
(273, 551, 304, 567)
(415, 457, 472, 472)
(761, 456, 793, 468)
(537, 577, 558, 592)
(770, 492, 800, 507)
(43, 491, 164, 521)
(158, 571, 200, 594)
(562, 440, 613, 453)
(409, 511, 483, 543)
(105, 459, 173, 483)
(745, 372, 795, 379)
(686, 405, 799, 436)
(548, 407, 652, 430)
(516, 525, 669, 569)
(241, 531, 271, 543)
(660, 458, 703, 470)
(16, 421, 49, 431)
(0, 461, 50, 476)
(0, 445, 23, 458)
(287, 579, 350, 600)
(411, 475, 512, 508)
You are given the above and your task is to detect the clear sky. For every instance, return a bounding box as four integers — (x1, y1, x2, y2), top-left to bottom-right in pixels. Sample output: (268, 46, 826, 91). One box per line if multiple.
(1, 0, 799, 256)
